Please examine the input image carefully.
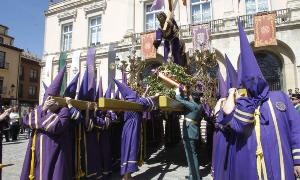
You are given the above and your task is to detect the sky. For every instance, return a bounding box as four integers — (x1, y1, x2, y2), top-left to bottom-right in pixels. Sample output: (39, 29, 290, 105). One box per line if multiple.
(0, 0, 49, 58)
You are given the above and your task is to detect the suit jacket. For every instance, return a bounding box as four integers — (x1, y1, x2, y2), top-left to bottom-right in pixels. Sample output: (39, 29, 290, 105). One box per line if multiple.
(175, 95, 203, 140)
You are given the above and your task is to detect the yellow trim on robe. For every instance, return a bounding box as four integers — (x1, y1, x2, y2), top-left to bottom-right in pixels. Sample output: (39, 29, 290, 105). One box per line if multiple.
(292, 149, 300, 154)
(40, 135, 43, 180)
(268, 99, 285, 180)
(235, 108, 254, 117)
(233, 113, 254, 123)
(293, 156, 300, 159)
(121, 161, 137, 167)
(45, 116, 59, 131)
(29, 130, 37, 180)
(35, 110, 38, 129)
(29, 112, 32, 129)
(254, 106, 268, 180)
(41, 114, 56, 127)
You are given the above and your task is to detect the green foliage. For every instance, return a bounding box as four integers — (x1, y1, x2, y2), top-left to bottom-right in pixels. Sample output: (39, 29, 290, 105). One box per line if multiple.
(144, 63, 192, 98)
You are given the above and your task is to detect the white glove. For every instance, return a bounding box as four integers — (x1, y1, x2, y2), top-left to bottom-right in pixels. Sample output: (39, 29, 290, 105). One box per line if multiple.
(175, 88, 180, 96)
(65, 97, 73, 108)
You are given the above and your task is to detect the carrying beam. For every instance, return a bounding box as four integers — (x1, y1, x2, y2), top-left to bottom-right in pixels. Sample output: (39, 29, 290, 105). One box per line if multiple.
(159, 96, 184, 111)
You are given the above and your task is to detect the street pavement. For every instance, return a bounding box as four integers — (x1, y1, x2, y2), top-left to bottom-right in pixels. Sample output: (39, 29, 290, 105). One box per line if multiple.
(2, 133, 212, 180)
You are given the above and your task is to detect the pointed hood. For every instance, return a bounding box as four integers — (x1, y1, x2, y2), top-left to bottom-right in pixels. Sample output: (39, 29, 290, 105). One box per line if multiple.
(77, 68, 96, 101)
(104, 82, 113, 99)
(237, 21, 269, 99)
(224, 54, 238, 90)
(63, 73, 80, 99)
(42, 81, 48, 91)
(113, 79, 137, 101)
(96, 77, 103, 100)
(43, 65, 66, 102)
(217, 69, 227, 99)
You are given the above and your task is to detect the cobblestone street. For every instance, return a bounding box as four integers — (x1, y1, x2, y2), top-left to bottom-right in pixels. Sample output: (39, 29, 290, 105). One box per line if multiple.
(2, 134, 212, 180)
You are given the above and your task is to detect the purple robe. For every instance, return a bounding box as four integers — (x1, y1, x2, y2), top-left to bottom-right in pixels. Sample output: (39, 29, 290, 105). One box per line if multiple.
(230, 91, 300, 180)
(79, 111, 101, 179)
(20, 106, 71, 180)
(120, 97, 155, 175)
(68, 107, 82, 179)
(95, 110, 116, 178)
(213, 109, 235, 180)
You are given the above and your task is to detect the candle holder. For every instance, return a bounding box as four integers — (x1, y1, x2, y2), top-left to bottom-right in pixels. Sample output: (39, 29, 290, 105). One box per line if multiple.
(116, 52, 145, 95)
(188, 48, 218, 107)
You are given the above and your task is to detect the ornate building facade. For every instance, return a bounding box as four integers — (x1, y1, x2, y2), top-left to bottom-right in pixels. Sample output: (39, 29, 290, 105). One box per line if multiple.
(0, 24, 23, 105)
(41, 0, 300, 102)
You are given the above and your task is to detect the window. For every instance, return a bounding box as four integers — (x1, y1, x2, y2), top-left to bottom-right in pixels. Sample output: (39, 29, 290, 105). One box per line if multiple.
(245, 0, 269, 14)
(61, 24, 72, 51)
(30, 69, 38, 82)
(0, 37, 3, 44)
(0, 51, 5, 68)
(191, 0, 211, 24)
(28, 86, 37, 97)
(0, 77, 3, 94)
(145, 4, 163, 31)
(89, 16, 102, 46)
(19, 84, 23, 98)
(19, 66, 24, 80)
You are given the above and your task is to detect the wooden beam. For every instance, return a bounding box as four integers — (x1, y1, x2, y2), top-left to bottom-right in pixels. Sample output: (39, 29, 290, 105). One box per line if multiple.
(98, 98, 144, 111)
(159, 96, 184, 111)
(50, 96, 97, 110)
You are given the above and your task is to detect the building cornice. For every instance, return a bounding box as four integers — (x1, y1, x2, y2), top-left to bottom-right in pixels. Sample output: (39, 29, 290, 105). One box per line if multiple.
(83, 1, 107, 17)
(0, 43, 23, 52)
(45, 0, 106, 16)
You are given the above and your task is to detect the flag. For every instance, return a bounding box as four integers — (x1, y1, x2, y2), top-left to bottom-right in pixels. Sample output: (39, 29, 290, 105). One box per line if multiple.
(58, 52, 67, 96)
(86, 48, 96, 96)
(150, 0, 164, 11)
(192, 24, 210, 51)
(69, 50, 81, 84)
(141, 32, 156, 59)
(254, 13, 277, 47)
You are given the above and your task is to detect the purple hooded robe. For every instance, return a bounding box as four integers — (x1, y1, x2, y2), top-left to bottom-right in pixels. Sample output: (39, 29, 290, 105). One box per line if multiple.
(113, 79, 156, 175)
(228, 21, 300, 180)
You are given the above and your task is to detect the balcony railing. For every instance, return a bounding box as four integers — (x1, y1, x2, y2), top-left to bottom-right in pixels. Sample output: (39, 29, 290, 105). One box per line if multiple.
(238, 8, 290, 29)
(179, 8, 290, 38)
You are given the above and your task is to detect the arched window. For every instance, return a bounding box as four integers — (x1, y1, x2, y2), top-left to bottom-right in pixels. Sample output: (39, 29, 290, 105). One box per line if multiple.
(255, 51, 282, 91)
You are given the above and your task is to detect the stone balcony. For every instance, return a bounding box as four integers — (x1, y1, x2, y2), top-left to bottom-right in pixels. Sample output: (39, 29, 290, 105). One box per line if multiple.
(180, 8, 291, 39)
